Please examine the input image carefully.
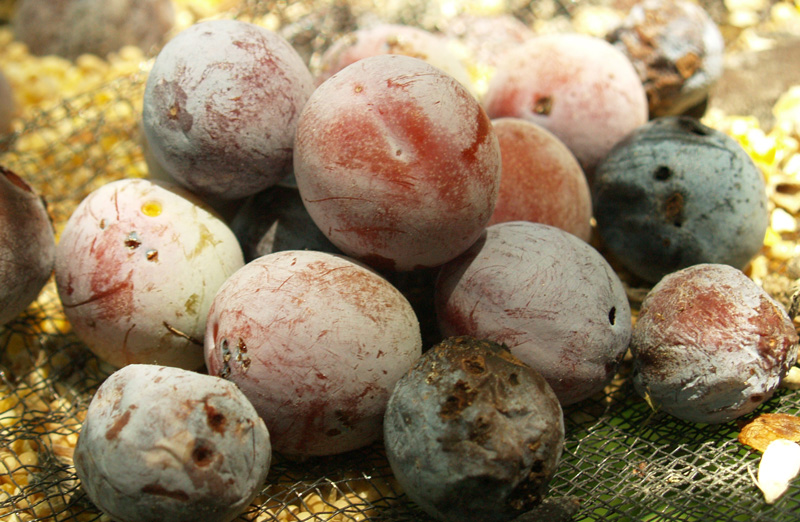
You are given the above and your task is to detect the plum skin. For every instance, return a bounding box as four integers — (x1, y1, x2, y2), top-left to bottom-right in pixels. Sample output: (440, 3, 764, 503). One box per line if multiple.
(435, 221, 632, 406)
(294, 54, 501, 272)
(74, 364, 271, 522)
(384, 336, 564, 522)
(592, 116, 769, 284)
(204, 249, 422, 456)
(142, 19, 315, 200)
(631, 264, 799, 424)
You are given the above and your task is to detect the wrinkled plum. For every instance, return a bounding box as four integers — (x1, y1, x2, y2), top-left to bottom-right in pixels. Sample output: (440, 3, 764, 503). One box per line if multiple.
(592, 116, 768, 284)
(631, 264, 798, 424)
(384, 336, 564, 522)
(12, 0, 175, 59)
(436, 221, 632, 406)
(204, 249, 422, 456)
(55, 178, 244, 369)
(483, 32, 648, 176)
(315, 23, 473, 94)
(489, 118, 592, 242)
(607, 0, 725, 117)
(230, 183, 341, 263)
(74, 364, 271, 522)
(142, 19, 315, 200)
(295, 54, 501, 271)
(0, 167, 55, 326)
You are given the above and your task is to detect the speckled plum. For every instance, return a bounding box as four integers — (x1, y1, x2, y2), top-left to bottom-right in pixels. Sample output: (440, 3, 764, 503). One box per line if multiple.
(294, 54, 501, 272)
(592, 116, 769, 284)
(55, 178, 244, 369)
(142, 19, 315, 200)
(607, 0, 725, 117)
(631, 264, 799, 424)
(74, 364, 271, 522)
(204, 249, 422, 456)
(12, 0, 175, 59)
(0, 167, 55, 326)
(230, 183, 341, 263)
(384, 336, 564, 522)
(489, 118, 592, 241)
(0, 70, 14, 135)
(483, 32, 648, 176)
(435, 221, 632, 406)
(315, 23, 474, 94)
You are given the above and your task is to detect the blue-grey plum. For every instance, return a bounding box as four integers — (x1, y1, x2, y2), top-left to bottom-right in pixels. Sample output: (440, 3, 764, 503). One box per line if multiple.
(384, 336, 564, 522)
(74, 364, 271, 522)
(435, 221, 632, 406)
(0, 167, 55, 326)
(142, 19, 314, 200)
(592, 116, 769, 284)
(631, 264, 798, 424)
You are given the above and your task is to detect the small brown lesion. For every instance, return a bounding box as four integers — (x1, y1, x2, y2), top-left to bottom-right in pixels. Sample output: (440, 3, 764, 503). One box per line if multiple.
(440, 380, 478, 420)
(532, 95, 553, 116)
(663, 192, 684, 227)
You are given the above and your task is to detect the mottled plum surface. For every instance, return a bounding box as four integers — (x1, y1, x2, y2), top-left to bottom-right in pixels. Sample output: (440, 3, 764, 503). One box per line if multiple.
(631, 264, 798, 424)
(384, 336, 564, 522)
(295, 54, 501, 271)
(55, 178, 244, 369)
(204, 249, 422, 456)
(489, 118, 592, 241)
(142, 19, 314, 199)
(74, 364, 271, 522)
(592, 116, 768, 284)
(436, 221, 631, 406)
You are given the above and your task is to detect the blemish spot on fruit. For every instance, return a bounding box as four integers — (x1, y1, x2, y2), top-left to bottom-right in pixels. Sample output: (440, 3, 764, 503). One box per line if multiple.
(462, 356, 486, 375)
(440, 380, 478, 420)
(141, 200, 163, 217)
(184, 293, 199, 315)
(533, 95, 553, 116)
(609, 307, 616, 325)
(124, 232, 141, 249)
(146, 249, 158, 262)
(99, 219, 107, 229)
(354, 84, 363, 93)
(664, 192, 684, 227)
(654, 166, 672, 181)
(191, 442, 214, 467)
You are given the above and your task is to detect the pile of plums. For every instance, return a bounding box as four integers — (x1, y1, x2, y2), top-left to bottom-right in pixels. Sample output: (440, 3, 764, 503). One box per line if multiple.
(3, 2, 795, 521)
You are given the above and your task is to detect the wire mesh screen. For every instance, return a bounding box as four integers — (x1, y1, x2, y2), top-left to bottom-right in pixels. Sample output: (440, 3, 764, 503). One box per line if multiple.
(2, 1, 800, 521)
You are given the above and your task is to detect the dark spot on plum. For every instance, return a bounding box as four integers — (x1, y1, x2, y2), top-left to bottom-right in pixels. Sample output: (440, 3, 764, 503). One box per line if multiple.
(462, 356, 486, 375)
(469, 416, 492, 445)
(146, 249, 158, 261)
(508, 373, 519, 386)
(654, 166, 672, 181)
(99, 219, 106, 229)
(609, 307, 616, 325)
(440, 380, 478, 420)
(105, 409, 132, 440)
(141, 484, 190, 501)
(751, 394, 765, 403)
(192, 442, 214, 467)
(663, 192, 684, 227)
(204, 402, 227, 434)
(124, 232, 141, 249)
(533, 95, 553, 115)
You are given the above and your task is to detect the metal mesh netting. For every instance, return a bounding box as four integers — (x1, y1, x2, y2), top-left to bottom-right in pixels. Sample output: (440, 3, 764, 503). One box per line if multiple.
(2, 0, 800, 521)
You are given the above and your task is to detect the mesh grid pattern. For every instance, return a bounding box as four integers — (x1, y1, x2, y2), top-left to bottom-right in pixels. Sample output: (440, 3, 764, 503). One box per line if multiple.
(2, 1, 800, 521)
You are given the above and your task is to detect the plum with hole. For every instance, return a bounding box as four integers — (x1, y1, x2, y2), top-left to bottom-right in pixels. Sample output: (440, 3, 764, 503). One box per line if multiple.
(12, 0, 175, 60)
(607, 0, 725, 117)
(74, 364, 271, 522)
(488, 118, 592, 241)
(592, 116, 768, 284)
(230, 183, 341, 263)
(384, 336, 564, 522)
(0, 167, 55, 326)
(315, 23, 474, 95)
(55, 178, 244, 369)
(294, 54, 501, 272)
(204, 249, 422, 456)
(435, 221, 632, 406)
(631, 264, 799, 424)
(0, 70, 14, 135)
(483, 33, 648, 177)
(142, 19, 315, 200)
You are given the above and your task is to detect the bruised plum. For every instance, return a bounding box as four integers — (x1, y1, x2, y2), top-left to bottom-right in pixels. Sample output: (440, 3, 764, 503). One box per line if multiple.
(12, 0, 175, 60)
(0, 167, 55, 326)
(436, 221, 632, 406)
(142, 19, 314, 200)
(384, 336, 564, 522)
(204, 249, 422, 456)
(295, 54, 501, 271)
(631, 264, 799, 424)
(74, 364, 271, 522)
(55, 178, 244, 369)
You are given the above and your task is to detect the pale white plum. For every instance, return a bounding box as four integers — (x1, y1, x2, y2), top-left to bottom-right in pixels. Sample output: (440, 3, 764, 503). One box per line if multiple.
(483, 33, 648, 177)
(55, 178, 244, 369)
(204, 249, 422, 456)
(294, 54, 502, 272)
(0, 167, 55, 326)
(435, 221, 632, 406)
(489, 118, 592, 242)
(74, 364, 271, 522)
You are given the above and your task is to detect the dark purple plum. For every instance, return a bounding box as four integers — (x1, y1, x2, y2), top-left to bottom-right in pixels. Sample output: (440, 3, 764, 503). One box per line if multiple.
(384, 336, 564, 522)
(435, 221, 632, 406)
(592, 116, 769, 284)
(631, 264, 798, 424)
